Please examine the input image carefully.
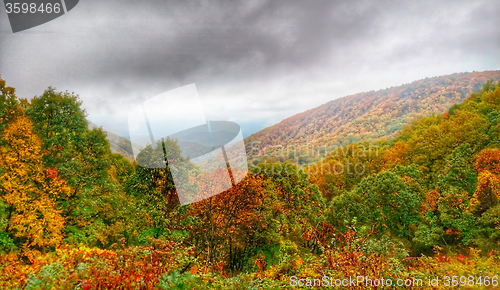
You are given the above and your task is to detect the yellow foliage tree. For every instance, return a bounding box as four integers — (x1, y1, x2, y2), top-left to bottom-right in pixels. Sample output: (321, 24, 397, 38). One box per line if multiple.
(0, 116, 71, 261)
(469, 170, 500, 214)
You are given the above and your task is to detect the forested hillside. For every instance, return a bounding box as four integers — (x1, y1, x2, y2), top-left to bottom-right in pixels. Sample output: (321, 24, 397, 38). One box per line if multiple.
(1, 76, 500, 289)
(308, 79, 500, 253)
(246, 71, 500, 163)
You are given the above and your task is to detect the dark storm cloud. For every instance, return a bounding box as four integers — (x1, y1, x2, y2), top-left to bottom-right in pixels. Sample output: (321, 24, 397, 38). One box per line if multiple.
(0, 0, 499, 136)
(84, 1, 376, 72)
(1, 0, 384, 88)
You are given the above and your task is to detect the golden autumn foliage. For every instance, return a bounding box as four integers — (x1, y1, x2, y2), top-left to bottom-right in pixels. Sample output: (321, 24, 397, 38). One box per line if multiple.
(469, 148, 500, 213)
(381, 141, 411, 169)
(0, 252, 30, 289)
(470, 171, 500, 214)
(0, 116, 71, 260)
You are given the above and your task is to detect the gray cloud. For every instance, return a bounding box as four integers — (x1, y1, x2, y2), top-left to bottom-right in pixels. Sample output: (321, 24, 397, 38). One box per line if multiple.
(0, 0, 499, 137)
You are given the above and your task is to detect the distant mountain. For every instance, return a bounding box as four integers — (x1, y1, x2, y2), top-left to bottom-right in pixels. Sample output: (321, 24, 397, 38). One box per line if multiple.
(87, 121, 142, 162)
(245, 71, 500, 162)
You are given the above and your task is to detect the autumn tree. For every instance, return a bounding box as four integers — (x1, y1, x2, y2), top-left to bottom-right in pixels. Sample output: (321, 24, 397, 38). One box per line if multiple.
(185, 162, 325, 272)
(474, 148, 500, 176)
(0, 76, 23, 253)
(188, 172, 266, 271)
(470, 171, 499, 214)
(381, 141, 411, 170)
(0, 116, 71, 260)
(468, 148, 500, 214)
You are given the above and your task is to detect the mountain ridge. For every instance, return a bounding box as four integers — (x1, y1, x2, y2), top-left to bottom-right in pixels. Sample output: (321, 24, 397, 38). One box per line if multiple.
(245, 71, 500, 163)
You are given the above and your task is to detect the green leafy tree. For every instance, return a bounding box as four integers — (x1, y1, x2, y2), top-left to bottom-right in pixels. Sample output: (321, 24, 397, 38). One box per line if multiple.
(328, 165, 423, 241)
(125, 139, 197, 239)
(25, 88, 135, 247)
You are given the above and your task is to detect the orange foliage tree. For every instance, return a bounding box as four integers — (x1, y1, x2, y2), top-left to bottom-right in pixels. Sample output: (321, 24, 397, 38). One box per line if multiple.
(474, 148, 500, 176)
(470, 148, 500, 213)
(188, 171, 265, 270)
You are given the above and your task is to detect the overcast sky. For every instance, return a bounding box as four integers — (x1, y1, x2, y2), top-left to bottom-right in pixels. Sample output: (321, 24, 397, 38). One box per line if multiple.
(0, 0, 499, 137)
